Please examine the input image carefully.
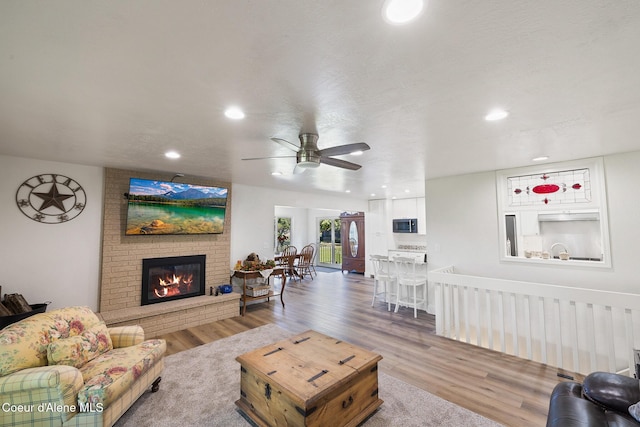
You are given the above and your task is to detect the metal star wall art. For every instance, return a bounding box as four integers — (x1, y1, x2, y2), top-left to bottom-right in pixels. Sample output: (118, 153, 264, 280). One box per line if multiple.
(15, 173, 87, 223)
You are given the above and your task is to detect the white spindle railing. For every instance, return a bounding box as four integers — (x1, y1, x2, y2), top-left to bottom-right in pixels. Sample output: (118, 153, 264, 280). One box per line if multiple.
(428, 266, 640, 376)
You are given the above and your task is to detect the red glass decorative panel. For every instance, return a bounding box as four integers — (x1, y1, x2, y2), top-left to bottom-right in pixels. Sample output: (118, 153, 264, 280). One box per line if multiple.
(507, 168, 591, 206)
(532, 184, 560, 194)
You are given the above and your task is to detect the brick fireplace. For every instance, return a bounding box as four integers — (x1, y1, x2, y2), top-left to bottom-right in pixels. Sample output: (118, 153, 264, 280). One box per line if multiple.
(98, 168, 239, 337)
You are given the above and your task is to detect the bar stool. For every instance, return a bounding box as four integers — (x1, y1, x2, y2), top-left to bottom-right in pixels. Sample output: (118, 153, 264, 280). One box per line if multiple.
(370, 255, 397, 311)
(393, 256, 427, 318)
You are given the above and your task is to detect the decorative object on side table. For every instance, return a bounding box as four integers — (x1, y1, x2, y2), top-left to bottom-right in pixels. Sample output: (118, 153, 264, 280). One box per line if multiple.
(237, 252, 277, 272)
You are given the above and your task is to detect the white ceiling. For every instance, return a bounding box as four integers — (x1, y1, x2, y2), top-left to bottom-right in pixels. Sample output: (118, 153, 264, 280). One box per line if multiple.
(2, 1, 640, 200)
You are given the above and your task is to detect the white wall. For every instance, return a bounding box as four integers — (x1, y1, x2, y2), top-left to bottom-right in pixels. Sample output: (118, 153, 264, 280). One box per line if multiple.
(0, 155, 103, 310)
(230, 183, 367, 267)
(425, 151, 640, 294)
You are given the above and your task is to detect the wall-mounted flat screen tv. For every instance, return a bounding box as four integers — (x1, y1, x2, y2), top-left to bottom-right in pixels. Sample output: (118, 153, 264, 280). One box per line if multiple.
(125, 178, 228, 235)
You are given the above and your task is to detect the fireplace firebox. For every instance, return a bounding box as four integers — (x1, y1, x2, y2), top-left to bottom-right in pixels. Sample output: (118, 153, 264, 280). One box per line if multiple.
(141, 255, 206, 305)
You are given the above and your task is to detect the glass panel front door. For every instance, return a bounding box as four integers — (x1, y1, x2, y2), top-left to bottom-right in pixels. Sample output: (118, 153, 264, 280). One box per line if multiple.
(317, 217, 341, 268)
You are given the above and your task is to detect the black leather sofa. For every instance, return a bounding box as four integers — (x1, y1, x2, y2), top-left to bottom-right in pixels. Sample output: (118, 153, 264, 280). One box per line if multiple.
(546, 372, 640, 427)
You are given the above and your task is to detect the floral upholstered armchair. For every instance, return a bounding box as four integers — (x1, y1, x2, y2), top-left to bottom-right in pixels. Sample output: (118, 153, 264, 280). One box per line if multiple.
(0, 306, 166, 427)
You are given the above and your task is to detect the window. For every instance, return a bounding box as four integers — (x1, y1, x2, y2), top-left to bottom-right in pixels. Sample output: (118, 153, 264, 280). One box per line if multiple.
(275, 217, 292, 253)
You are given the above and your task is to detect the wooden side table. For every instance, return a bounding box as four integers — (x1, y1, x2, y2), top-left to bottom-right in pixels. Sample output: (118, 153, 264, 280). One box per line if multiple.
(231, 267, 286, 316)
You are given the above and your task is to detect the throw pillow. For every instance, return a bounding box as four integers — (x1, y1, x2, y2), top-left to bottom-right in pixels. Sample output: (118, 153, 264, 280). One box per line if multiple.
(630, 401, 640, 422)
(47, 322, 113, 368)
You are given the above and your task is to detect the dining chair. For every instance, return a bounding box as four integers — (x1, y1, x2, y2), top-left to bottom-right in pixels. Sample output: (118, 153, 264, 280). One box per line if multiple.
(393, 256, 427, 318)
(308, 243, 318, 277)
(370, 255, 397, 311)
(278, 245, 298, 282)
(296, 244, 315, 280)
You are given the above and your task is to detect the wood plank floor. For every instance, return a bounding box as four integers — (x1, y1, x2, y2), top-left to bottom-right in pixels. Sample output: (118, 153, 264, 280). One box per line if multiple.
(157, 268, 583, 426)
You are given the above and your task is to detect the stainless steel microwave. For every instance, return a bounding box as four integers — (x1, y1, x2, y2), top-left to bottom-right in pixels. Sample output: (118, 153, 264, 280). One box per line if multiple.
(392, 218, 418, 233)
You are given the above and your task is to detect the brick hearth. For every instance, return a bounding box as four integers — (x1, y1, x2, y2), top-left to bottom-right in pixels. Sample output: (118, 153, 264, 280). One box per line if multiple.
(99, 294, 239, 338)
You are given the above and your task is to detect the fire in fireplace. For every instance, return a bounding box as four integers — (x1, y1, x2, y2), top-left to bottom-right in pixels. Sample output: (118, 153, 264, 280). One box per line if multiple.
(141, 255, 206, 305)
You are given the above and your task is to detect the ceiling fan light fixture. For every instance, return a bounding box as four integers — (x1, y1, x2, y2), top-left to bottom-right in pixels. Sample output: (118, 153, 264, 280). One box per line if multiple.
(382, 0, 425, 24)
(350, 150, 364, 156)
(296, 148, 321, 168)
(297, 161, 321, 169)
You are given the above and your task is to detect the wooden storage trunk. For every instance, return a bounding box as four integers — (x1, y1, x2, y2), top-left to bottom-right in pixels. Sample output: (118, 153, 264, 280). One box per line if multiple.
(235, 330, 382, 427)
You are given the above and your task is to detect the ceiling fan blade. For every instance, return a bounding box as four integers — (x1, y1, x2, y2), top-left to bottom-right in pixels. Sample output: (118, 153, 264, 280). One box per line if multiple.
(270, 137, 300, 152)
(317, 142, 370, 157)
(319, 156, 362, 170)
(241, 155, 296, 161)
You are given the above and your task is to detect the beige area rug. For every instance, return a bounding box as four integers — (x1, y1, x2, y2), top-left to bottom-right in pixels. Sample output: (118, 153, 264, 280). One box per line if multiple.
(115, 324, 502, 427)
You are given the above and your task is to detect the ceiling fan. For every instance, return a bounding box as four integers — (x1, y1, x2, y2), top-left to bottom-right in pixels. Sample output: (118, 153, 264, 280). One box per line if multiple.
(242, 133, 370, 172)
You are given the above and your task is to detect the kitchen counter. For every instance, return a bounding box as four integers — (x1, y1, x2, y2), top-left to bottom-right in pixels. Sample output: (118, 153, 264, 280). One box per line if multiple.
(388, 249, 427, 264)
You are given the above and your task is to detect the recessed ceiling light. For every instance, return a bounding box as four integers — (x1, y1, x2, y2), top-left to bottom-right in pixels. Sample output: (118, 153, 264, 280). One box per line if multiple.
(371, 193, 376, 197)
(271, 171, 282, 176)
(532, 156, 549, 162)
(382, 0, 425, 24)
(350, 150, 364, 156)
(485, 109, 509, 121)
(165, 151, 181, 159)
(345, 190, 351, 193)
(404, 189, 410, 193)
(381, 185, 387, 189)
(224, 106, 245, 120)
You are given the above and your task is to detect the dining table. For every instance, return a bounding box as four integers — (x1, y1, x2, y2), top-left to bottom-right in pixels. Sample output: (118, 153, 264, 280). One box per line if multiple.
(274, 253, 302, 281)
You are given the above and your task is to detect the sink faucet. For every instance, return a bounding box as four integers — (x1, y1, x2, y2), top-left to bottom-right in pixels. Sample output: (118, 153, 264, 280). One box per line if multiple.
(550, 243, 568, 255)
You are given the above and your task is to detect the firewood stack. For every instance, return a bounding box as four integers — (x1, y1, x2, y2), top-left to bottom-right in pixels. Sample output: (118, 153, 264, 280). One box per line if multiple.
(0, 301, 11, 316)
(0, 289, 33, 316)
